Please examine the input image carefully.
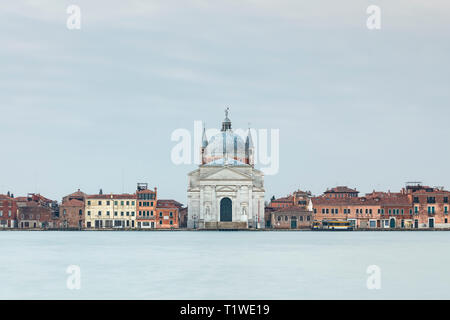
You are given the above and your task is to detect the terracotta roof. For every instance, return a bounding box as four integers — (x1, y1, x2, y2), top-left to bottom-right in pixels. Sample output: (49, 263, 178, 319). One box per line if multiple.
(324, 186, 359, 194)
(157, 199, 183, 208)
(271, 195, 293, 202)
(66, 190, 86, 198)
(0, 195, 12, 200)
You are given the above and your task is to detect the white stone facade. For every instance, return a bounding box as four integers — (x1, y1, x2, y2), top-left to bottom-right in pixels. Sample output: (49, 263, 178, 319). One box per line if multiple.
(187, 165, 265, 229)
(187, 110, 265, 229)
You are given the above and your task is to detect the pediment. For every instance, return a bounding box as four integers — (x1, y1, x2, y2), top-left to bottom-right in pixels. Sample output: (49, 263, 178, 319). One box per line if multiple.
(216, 186, 236, 192)
(201, 167, 251, 181)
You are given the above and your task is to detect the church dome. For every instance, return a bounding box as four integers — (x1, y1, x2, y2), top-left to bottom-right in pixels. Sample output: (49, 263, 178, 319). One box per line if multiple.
(203, 131, 247, 165)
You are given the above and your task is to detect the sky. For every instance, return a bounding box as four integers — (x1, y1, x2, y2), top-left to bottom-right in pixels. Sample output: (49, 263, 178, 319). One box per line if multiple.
(1, 0, 449, 204)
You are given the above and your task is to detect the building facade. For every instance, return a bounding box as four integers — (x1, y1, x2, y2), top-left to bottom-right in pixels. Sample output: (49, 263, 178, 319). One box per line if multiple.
(271, 206, 313, 229)
(136, 183, 157, 229)
(85, 193, 137, 229)
(156, 200, 182, 229)
(0, 193, 18, 228)
(187, 110, 265, 229)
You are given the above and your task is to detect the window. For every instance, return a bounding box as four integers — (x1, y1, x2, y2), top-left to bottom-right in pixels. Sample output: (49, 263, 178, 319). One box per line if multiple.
(445, 207, 448, 214)
(285, 216, 288, 221)
(131, 212, 135, 216)
(121, 201, 124, 206)
(159, 212, 163, 217)
(151, 202, 154, 206)
(314, 208, 317, 214)
(87, 201, 91, 206)
(87, 211, 91, 216)
(159, 220, 162, 225)
(277, 216, 281, 221)
(114, 201, 118, 206)
(170, 212, 173, 217)
(98, 211, 101, 216)
(107, 211, 110, 216)
(427, 197, 436, 204)
(106, 201, 110, 205)
(335, 208, 338, 214)
(413, 197, 419, 204)
(126, 201, 129, 206)
(170, 220, 173, 225)
(0, 210, 3, 217)
(121, 212, 124, 216)
(114, 212, 118, 216)
(151, 211, 154, 216)
(348, 209, 351, 214)
(132, 201, 135, 206)
(331, 209, 335, 214)
(79, 209, 82, 215)
(444, 197, 449, 204)
(126, 212, 129, 216)
(326, 209, 329, 214)
(98, 201, 102, 206)
(321, 209, 325, 214)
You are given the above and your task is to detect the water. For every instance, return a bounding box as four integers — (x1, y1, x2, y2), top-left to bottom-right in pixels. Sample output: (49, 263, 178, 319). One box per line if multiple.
(0, 231, 449, 300)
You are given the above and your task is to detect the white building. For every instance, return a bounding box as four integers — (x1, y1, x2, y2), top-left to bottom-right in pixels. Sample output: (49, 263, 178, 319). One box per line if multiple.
(187, 110, 265, 229)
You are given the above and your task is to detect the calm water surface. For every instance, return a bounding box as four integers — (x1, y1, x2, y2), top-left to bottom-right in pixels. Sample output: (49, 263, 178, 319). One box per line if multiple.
(0, 231, 449, 299)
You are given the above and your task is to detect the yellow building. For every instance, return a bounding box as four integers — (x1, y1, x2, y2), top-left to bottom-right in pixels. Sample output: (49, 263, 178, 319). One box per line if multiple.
(85, 194, 137, 229)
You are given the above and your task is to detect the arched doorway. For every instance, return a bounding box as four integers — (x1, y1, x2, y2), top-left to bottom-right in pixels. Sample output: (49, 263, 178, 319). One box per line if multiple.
(220, 198, 232, 222)
(389, 218, 396, 228)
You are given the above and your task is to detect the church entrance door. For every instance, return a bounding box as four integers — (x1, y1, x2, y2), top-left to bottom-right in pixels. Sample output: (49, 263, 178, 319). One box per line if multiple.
(220, 198, 232, 222)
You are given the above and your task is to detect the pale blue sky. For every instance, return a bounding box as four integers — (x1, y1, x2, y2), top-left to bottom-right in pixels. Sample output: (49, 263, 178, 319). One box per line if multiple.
(1, 1, 449, 204)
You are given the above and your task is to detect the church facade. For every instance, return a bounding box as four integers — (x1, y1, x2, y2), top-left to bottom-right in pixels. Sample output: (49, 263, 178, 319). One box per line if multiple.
(187, 110, 265, 229)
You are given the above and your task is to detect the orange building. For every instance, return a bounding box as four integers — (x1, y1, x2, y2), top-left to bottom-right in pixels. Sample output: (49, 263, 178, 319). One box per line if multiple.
(404, 183, 450, 229)
(136, 183, 157, 229)
(155, 200, 182, 229)
(311, 196, 382, 229)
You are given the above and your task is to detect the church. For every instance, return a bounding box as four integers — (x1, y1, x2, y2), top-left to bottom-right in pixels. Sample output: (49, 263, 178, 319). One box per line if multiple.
(187, 109, 265, 229)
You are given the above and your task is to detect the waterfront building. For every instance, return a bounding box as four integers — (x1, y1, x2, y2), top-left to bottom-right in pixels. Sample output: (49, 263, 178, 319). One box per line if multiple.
(85, 193, 137, 229)
(136, 183, 157, 229)
(323, 186, 359, 199)
(58, 189, 86, 229)
(156, 199, 182, 229)
(187, 110, 265, 229)
(0, 193, 18, 228)
(16, 194, 57, 229)
(404, 183, 450, 229)
(271, 207, 313, 229)
(179, 207, 188, 228)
